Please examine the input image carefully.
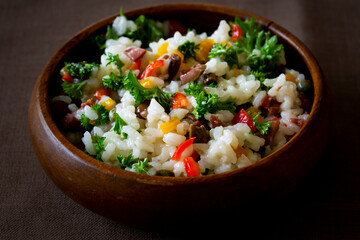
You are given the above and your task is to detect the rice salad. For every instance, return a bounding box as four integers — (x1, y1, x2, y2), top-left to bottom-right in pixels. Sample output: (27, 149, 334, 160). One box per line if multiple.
(52, 12, 313, 177)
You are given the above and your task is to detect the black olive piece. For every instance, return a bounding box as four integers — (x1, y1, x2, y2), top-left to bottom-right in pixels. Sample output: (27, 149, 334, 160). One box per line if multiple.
(135, 100, 151, 120)
(209, 115, 226, 128)
(203, 73, 218, 85)
(189, 124, 210, 143)
(166, 54, 182, 81)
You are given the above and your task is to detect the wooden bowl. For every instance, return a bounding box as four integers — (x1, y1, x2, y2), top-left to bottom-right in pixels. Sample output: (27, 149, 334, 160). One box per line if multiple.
(29, 3, 330, 226)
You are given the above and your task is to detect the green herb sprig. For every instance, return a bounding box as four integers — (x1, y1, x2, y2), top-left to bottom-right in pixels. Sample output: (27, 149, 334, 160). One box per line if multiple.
(177, 40, 200, 59)
(184, 82, 236, 119)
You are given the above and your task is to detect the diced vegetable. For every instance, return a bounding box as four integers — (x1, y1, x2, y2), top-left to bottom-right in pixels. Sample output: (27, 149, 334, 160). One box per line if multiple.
(172, 137, 196, 161)
(231, 23, 243, 42)
(139, 78, 155, 89)
(195, 39, 214, 63)
(285, 73, 296, 83)
(172, 92, 188, 109)
(140, 59, 164, 79)
(232, 109, 257, 132)
(183, 157, 200, 177)
(100, 97, 115, 111)
(157, 42, 169, 56)
(94, 87, 111, 101)
(130, 60, 141, 70)
(62, 72, 73, 83)
(160, 116, 181, 134)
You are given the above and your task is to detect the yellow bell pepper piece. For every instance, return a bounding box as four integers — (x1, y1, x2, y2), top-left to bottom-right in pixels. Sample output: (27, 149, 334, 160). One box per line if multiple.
(173, 49, 184, 62)
(195, 39, 215, 63)
(139, 78, 155, 89)
(285, 73, 297, 83)
(157, 42, 169, 57)
(100, 98, 115, 111)
(160, 116, 181, 134)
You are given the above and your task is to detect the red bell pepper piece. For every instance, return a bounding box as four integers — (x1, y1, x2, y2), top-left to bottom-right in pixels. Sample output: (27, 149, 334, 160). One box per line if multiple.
(231, 24, 243, 42)
(172, 137, 196, 161)
(62, 72, 73, 83)
(232, 109, 257, 133)
(172, 92, 188, 109)
(130, 60, 141, 70)
(140, 59, 164, 79)
(183, 157, 201, 177)
(94, 87, 111, 101)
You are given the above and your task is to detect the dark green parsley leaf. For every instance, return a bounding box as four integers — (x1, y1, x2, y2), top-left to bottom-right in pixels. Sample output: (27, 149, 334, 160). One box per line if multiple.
(133, 158, 152, 174)
(61, 81, 87, 100)
(79, 104, 109, 129)
(208, 43, 239, 68)
(177, 40, 200, 58)
(111, 113, 128, 139)
(184, 82, 236, 119)
(231, 17, 262, 55)
(117, 153, 138, 168)
(249, 70, 270, 91)
(248, 111, 271, 135)
(123, 70, 173, 112)
(123, 15, 164, 47)
(64, 61, 98, 79)
(91, 104, 110, 126)
(230, 17, 284, 82)
(80, 114, 91, 130)
(91, 134, 106, 161)
(106, 53, 124, 74)
(102, 72, 124, 90)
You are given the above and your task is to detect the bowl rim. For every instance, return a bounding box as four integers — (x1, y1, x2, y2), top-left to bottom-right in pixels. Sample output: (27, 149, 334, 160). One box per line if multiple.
(34, 3, 324, 186)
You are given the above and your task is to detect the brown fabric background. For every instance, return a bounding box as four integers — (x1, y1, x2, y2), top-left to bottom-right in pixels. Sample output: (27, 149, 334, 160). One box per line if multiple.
(1, 0, 359, 239)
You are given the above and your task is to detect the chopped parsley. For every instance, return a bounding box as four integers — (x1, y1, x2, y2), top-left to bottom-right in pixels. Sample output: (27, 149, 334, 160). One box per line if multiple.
(133, 158, 152, 174)
(208, 42, 239, 68)
(231, 17, 284, 84)
(248, 111, 271, 135)
(184, 82, 236, 119)
(80, 103, 110, 129)
(117, 153, 152, 174)
(80, 114, 92, 129)
(111, 113, 128, 139)
(123, 14, 164, 48)
(90, 134, 106, 161)
(61, 81, 87, 100)
(102, 53, 124, 90)
(117, 153, 138, 168)
(64, 61, 98, 79)
(106, 53, 124, 74)
(177, 40, 199, 58)
(102, 72, 123, 90)
(123, 70, 173, 112)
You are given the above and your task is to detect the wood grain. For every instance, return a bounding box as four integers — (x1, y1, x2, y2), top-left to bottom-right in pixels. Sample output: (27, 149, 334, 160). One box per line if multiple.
(28, 3, 330, 227)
